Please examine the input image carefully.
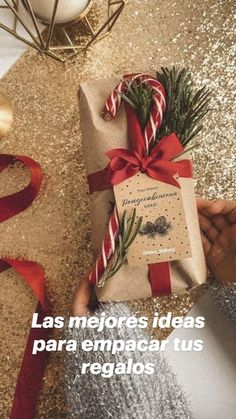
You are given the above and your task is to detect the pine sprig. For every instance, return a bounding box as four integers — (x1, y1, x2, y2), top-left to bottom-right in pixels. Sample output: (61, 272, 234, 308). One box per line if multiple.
(120, 79, 153, 130)
(120, 67, 210, 147)
(156, 66, 211, 146)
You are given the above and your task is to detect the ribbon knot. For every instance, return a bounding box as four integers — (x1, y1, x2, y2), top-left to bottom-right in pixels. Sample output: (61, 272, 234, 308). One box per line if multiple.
(140, 155, 153, 172)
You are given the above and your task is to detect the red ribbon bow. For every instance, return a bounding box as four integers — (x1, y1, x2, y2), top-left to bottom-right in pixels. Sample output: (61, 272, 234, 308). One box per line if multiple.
(88, 104, 192, 193)
(106, 134, 191, 188)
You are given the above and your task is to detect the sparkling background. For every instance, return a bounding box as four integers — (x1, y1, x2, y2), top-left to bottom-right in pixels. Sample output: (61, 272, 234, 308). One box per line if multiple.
(0, 0, 235, 417)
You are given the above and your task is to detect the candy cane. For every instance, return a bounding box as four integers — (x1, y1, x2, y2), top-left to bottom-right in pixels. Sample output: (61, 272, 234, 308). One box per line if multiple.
(102, 73, 166, 152)
(92, 74, 166, 284)
(88, 207, 119, 285)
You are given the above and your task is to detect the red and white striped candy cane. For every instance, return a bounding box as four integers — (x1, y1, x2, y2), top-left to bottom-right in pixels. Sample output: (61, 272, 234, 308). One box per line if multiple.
(88, 207, 119, 285)
(102, 73, 166, 152)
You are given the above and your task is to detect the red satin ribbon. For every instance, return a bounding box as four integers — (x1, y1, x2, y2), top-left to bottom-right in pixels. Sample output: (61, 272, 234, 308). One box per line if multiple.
(148, 262, 171, 296)
(0, 154, 48, 419)
(0, 155, 42, 222)
(88, 104, 192, 296)
(0, 260, 49, 419)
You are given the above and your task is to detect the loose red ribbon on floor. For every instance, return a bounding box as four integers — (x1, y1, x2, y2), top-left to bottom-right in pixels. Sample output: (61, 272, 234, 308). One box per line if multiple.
(0, 154, 48, 419)
(88, 104, 192, 296)
(0, 155, 42, 222)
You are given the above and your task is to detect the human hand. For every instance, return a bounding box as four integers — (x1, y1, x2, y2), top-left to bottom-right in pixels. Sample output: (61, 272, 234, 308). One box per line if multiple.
(197, 199, 236, 284)
(72, 274, 96, 316)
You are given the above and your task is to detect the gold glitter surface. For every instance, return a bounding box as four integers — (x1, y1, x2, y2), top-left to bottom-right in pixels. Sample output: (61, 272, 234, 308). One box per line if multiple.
(0, 0, 235, 417)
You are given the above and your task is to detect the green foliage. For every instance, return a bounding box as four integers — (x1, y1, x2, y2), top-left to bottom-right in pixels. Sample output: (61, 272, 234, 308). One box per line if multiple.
(156, 66, 211, 146)
(120, 80, 153, 130)
(97, 209, 142, 286)
(121, 66, 210, 147)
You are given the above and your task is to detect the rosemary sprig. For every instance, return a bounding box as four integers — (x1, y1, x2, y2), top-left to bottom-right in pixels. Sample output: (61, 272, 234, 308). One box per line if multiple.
(97, 209, 143, 286)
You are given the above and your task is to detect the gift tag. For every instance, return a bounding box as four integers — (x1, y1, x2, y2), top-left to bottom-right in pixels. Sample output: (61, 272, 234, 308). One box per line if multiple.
(114, 173, 192, 267)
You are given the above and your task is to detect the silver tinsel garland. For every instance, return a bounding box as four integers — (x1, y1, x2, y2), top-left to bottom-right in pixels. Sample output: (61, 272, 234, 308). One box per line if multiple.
(65, 283, 236, 418)
(65, 303, 192, 419)
(213, 283, 236, 324)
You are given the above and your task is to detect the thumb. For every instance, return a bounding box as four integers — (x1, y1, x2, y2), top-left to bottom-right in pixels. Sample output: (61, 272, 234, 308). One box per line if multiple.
(72, 276, 93, 316)
(206, 232, 229, 282)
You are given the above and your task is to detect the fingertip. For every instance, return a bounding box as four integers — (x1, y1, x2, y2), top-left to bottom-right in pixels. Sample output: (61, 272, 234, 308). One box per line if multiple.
(208, 199, 225, 215)
(72, 276, 92, 316)
(197, 198, 210, 210)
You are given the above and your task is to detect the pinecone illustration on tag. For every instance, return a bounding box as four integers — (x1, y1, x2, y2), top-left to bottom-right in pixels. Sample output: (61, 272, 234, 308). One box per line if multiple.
(139, 216, 171, 238)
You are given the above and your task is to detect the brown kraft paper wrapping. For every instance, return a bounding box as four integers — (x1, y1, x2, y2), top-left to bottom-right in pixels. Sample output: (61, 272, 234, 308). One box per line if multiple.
(79, 77, 207, 302)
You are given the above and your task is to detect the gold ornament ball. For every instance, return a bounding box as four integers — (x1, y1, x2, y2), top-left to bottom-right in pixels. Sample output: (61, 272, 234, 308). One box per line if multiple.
(0, 93, 13, 139)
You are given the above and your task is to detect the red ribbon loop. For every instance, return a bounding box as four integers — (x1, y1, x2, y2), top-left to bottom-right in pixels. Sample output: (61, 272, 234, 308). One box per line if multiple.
(0, 154, 43, 223)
